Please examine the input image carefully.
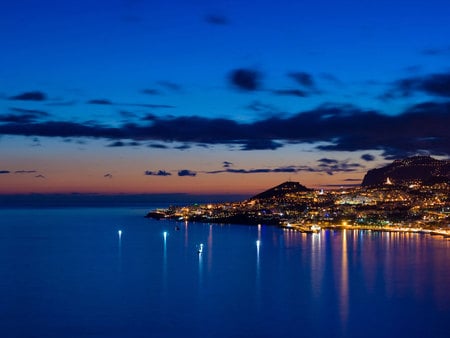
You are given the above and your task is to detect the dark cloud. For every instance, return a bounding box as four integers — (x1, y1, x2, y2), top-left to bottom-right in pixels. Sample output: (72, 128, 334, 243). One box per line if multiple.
(46, 100, 77, 107)
(174, 144, 191, 150)
(0, 102, 449, 157)
(141, 114, 157, 121)
(288, 72, 315, 89)
(318, 158, 338, 164)
(104, 173, 113, 179)
(361, 153, 376, 161)
(35, 174, 45, 179)
(241, 140, 283, 151)
(157, 81, 182, 92)
(223, 161, 233, 168)
(388, 72, 450, 98)
(178, 169, 196, 177)
(9, 91, 47, 101)
(142, 89, 162, 95)
(15, 170, 37, 174)
(0, 121, 123, 139)
(10, 107, 48, 116)
(1, 114, 41, 124)
(148, 143, 168, 149)
(0, 170, 10, 174)
(205, 14, 229, 25)
(245, 101, 281, 116)
(2, 108, 49, 124)
(145, 170, 172, 176)
(316, 160, 363, 176)
(229, 68, 262, 91)
(87, 99, 113, 105)
(107, 141, 140, 147)
(127, 103, 174, 109)
(86, 99, 174, 109)
(343, 178, 362, 182)
(272, 89, 308, 97)
(206, 161, 362, 176)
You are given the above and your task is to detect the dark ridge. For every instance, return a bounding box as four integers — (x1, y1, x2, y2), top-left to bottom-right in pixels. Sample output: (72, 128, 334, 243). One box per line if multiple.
(362, 156, 450, 187)
(251, 181, 311, 200)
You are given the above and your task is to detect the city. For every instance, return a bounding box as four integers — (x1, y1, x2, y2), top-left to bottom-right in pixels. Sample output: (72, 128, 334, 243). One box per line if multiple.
(147, 156, 450, 237)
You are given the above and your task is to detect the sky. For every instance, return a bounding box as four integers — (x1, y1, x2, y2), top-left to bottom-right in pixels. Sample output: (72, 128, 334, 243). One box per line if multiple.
(1, 0, 450, 197)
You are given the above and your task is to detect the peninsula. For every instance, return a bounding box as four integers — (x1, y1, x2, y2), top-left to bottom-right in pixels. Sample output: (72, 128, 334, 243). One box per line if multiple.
(146, 156, 450, 236)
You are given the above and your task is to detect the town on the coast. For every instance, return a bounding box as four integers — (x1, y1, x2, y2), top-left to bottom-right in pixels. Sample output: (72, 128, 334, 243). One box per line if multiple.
(146, 156, 450, 236)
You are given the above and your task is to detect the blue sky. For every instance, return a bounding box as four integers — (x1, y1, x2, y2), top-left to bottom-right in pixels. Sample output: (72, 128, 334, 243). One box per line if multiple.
(1, 0, 449, 195)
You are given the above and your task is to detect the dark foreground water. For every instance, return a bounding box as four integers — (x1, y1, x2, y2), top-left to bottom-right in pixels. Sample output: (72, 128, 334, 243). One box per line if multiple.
(1, 207, 449, 338)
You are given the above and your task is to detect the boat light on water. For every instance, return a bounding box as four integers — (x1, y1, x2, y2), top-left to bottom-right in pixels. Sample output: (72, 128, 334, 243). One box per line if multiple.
(197, 243, 204, 254)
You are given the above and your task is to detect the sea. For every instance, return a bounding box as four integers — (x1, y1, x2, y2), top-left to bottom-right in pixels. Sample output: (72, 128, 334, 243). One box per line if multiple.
(1, 206, 449, 338)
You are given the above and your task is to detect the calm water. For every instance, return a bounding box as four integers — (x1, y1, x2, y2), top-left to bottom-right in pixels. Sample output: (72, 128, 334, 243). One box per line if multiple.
(1, 207, 450, 338)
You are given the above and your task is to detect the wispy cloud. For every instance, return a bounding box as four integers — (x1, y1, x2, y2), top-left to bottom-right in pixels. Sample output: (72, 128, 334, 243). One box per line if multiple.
(145, 170, 172, 176)
(9, 91, 47, 101)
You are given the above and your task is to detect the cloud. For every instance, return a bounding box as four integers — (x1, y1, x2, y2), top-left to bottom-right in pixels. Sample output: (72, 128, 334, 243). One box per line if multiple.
(45, 100, 77, 107)
(87, 99, 113, 105)
(206, 161, 362, 176)
(271, 89, 308, 97)
(104, 173, 113, 179)
(174, 144, 191, 150)
(9, 91, 47, 101)
(15, 170, 37, 174)
(229, 68, 262, 91)
(288, 72, 315, 89)
(0, 102, 449, 157)
(223, 161, 233, 168)
(205, 14, 229, 25)
(316, 160, 363, 176)
(178, 169, 196, 177)
(388, 72, 450, 98)
(241, 140, 283, 151)
(35, 174, 45, 179)
(361, 153, 376, 161)
(148, 143, 168, 149)
(318, 158, 338, 164)
(141, 89, 162, 95)
(107, 141, 140, 147)
(10, 107, 48, 116)
(0, 170, 10, 174)
(145, 170, 171, 176)
(1, 108, 50, 124)
(87, 99, 174, 108)
(157, 81, 182, 92)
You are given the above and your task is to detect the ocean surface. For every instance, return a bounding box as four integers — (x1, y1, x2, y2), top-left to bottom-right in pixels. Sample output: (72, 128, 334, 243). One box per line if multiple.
(1, 207, 449, 338)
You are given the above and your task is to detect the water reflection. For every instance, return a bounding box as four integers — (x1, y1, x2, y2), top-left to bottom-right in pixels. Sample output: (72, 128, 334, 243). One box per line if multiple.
(310, 231, 323, 298)
(162, 231, 168, 295)
(340, 230, 349, 325)
(198, 246, 203, 290)
(208, 225, 213, 271)
(117, 229, 122, 272)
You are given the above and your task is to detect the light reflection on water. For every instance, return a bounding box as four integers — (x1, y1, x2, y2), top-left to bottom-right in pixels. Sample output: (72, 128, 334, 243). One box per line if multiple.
(1, 208, 450, 338)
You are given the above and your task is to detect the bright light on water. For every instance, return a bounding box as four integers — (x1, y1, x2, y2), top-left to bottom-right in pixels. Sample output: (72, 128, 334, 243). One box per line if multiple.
(163, 231, 168, 239)
(118, 230, 122, 237)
